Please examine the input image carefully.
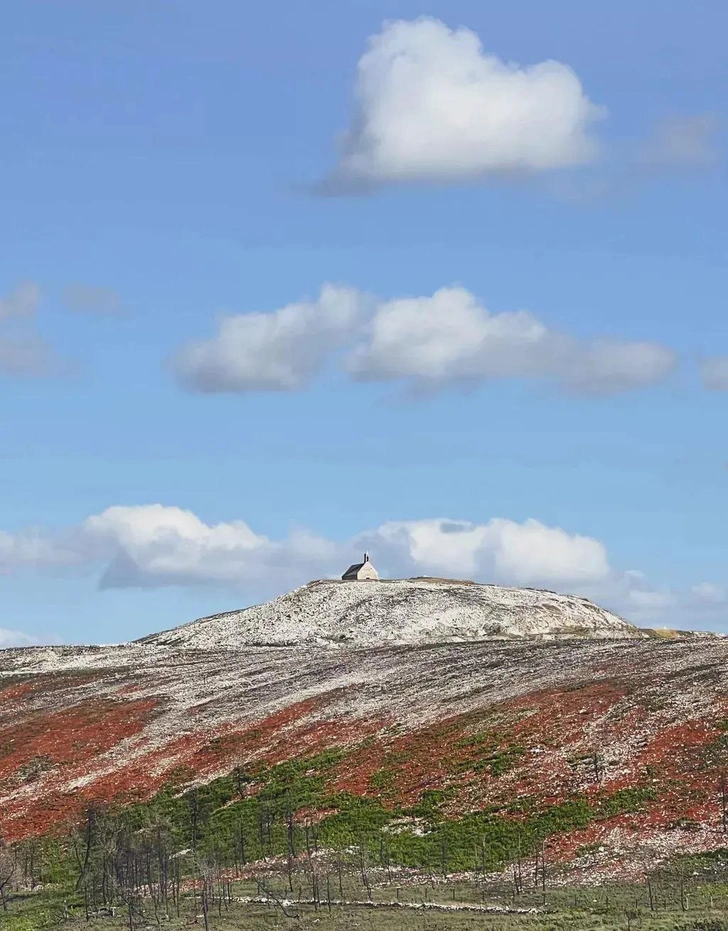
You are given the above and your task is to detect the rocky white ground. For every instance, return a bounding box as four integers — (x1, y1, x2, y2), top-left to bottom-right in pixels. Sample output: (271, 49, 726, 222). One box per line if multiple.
(141, 577, 642, 649)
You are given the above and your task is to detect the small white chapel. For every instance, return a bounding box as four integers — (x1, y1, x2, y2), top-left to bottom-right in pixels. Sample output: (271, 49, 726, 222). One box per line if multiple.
(341, 552, 379, 581)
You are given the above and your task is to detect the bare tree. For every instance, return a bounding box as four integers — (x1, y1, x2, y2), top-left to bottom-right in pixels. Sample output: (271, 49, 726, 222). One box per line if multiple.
(71, 807, 98, 892)
(286, 810, 296, 892)
(256, 877, 300, 919)
(0, 842, 18, 913)
(533, 840, 547, 905)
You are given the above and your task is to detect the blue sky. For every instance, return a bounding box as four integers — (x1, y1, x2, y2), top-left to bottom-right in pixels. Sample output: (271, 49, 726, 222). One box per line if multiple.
(1, 0, 727, 645)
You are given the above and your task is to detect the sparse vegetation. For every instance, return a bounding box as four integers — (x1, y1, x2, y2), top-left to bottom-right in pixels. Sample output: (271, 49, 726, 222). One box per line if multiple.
(6, 848, 728, 931)
(0, 745, 672, 930)
(4, 619, 728, 930)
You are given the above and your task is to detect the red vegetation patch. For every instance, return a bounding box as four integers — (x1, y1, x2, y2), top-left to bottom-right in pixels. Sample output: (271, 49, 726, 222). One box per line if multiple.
(0, 696, 159, 840)
(0, 686, 393, 842)
(639, 720, 721, 770)
(116, 683, 147, 697)
(507, 681, 629, 742)
(0, 680, 36, 704)
(0, 696, 158, 781)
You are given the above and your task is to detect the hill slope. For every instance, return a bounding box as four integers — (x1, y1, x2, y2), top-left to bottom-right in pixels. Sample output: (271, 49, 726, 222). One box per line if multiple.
(3, 634, 728, 880)
(141, 577, 641, 648)
(2, 580, 726, 883)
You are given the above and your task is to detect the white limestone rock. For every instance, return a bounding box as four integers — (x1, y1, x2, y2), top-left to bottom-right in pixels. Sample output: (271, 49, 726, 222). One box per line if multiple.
(141, 577, 642, 649)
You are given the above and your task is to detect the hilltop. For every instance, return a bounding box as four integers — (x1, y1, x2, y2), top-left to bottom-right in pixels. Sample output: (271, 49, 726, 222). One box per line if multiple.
(141, 577, 642, 648)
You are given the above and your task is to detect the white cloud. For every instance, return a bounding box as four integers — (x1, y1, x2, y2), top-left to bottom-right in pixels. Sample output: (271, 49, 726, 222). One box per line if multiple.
(0, 627, 46, 648)
(595, 571, 728, 629)
(0, 505, 609, 592)
(557, 340, 677, 395)
(1, 504, 727, 631)
(625, 589, 676, 612)
(691, 582, 726, 604)
(63, 284, 127, 316)
(359, 517, 610, 587)
(173, 284, 365, 392)
(0, 526, 81, 574)
(348, 286, 676, 395)
(701, 357, 728, 391)
(174, 284, 676, 397)
(82, 504, 338, 589)
(640, 115, 719, 168)
(328, 17, 604, 188)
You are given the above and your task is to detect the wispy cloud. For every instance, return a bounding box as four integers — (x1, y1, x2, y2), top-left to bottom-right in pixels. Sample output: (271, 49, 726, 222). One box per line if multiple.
(0, 627, 60, 648)
(0, 282, 68, 378)
(639, 114, 719, 168)
(62, 284, 128, 317)
(0, 281, 40, 321)
(700, 356, 728, 391)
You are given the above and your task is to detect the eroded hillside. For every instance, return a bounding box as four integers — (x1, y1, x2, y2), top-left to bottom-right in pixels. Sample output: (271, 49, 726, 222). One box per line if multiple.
(3, 634, 728, 879)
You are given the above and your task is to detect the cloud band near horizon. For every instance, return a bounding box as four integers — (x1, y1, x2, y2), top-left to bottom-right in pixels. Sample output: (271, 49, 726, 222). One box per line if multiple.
(1, 503, 724, 646)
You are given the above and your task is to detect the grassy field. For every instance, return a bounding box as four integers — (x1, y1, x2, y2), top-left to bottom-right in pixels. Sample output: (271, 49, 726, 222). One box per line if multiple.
(5, 870, 728, 931)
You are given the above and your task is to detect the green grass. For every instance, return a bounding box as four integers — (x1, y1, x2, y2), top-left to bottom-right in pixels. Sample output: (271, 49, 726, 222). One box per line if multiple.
(0, 746, 667, 931)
